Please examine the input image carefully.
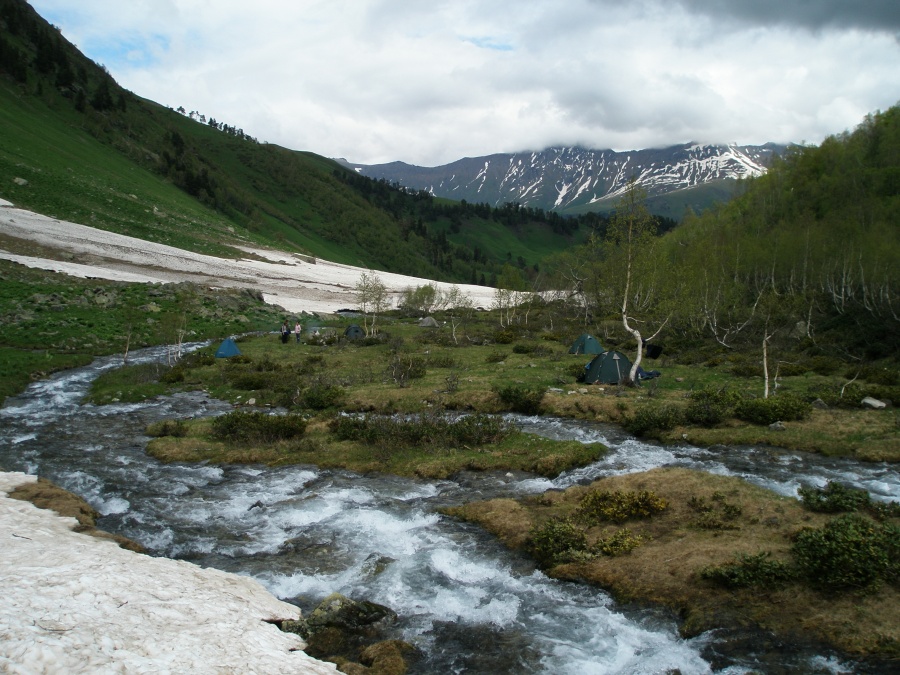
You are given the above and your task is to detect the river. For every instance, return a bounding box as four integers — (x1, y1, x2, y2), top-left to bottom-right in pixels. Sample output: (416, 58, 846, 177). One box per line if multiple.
(1, 347, 897, 674)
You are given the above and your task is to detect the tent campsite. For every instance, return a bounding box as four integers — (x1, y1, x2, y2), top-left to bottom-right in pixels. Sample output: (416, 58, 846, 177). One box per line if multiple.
(569, 334, 604, 355)
(583, 350, 632, 384)
(418, 316, 440, 328)
(344, 324, 365, 340)
(214, 338, 241, 358)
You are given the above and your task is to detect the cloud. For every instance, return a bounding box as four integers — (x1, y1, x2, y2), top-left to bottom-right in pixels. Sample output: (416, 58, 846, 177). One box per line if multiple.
(669, 0, 900, 32)
(28, 0, 900, 166)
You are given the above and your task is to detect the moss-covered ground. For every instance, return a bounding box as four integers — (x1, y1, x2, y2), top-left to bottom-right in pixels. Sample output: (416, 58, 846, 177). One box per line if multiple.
(447, 468, 900, 659)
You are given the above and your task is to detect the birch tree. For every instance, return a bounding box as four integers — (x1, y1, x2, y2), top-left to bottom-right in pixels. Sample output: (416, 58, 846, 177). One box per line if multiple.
(355, 271, 388, 336)
(606, 178, 669, 384)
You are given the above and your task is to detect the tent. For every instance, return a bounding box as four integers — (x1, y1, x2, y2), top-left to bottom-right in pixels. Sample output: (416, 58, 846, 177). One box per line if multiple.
(214, 338, 241, 358)
(344, 324, 365, 340)
(418, 316, 439, 328)
(569, 334, 604, 355)
(583, 350, 632, 384)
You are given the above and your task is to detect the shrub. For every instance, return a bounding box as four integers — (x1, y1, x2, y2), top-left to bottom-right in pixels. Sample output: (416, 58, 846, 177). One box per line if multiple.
(512, 343, 532, 354)
(230, 371, 275, 391)
(593, 528, 644, 556)
(792, 513, 897, 591)
(851, 365, 899, 386)
(145, 419, 188, 437)
(733, 394, 810, 425)
(805, 355, 840, 376)
(494, 384, 546, 415)
(159, 366, 185, 384)
(798, 481, 871, 513)
(577, 489, 668, 524)
(701, 552, 795, 589)
(688, 493, 743, 530)
(211, 410, 307, 444)
(528, 518, 588, 566)
(301, 384, 344, 410)
(731, 362, 763, 378)
(621, 405, 682, 436)
(494, 330, 516, 344)
(329, 412, 512, 451)
(385, 354, 427, 386)
(485, 351, 507, 364)
(426, 354, 457, 368)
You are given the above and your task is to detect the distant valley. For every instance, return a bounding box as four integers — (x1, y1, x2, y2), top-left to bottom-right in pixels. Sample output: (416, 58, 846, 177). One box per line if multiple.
(344, 143, 785, 217)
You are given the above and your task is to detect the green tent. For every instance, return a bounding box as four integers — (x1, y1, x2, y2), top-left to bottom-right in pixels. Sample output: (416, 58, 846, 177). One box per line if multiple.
(583, 350, 632, 384)
(569, 334, 604, 355)
(344, 324, 365, 340)
(214, 337, 241, 358)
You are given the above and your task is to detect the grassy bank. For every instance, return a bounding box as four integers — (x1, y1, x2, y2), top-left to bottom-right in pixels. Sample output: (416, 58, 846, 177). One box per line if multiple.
(91, 318, 899, 467)
(0, 259, 288, 405)
(446, 468, 900, 659)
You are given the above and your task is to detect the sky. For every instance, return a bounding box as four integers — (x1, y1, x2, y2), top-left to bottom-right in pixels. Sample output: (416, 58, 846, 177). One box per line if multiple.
(28, 0, 900, 166)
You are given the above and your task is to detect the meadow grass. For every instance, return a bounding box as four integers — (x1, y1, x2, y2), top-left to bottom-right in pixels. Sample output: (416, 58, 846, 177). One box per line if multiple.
(448, 467, 900, 658)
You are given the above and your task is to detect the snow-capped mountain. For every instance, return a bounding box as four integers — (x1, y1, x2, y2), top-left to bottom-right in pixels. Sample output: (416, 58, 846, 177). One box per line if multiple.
(343, 143, 784, 213)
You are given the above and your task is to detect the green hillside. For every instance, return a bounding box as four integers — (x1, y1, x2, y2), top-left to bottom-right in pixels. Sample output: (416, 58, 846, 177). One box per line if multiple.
(0, 0, 593, 285)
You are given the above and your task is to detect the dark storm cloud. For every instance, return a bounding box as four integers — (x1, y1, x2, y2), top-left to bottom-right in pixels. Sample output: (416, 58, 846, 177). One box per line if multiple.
(673, 0, 900, 32)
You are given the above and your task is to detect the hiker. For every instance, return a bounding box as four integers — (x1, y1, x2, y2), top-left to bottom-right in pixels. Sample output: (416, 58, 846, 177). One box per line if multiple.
(295, 321, 302, 343)
(280, 321, 290, 344)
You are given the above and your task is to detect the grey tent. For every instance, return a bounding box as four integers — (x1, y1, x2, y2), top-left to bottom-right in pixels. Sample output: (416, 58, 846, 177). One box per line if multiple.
(569, 334, 604, 355)
(215, 337, 241, 358)
(418, 316, 439, 328)
(344, 324, 365, 340)
(583, 350, 632, 384)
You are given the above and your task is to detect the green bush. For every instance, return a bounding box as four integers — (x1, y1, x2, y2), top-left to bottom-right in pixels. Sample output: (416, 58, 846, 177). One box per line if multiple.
(733, 394, 810, 425)
(730, 362, 763, 378)
(621, 405, 682, 436)
(211, 410, 307, 443)
(792, 513, 897, 591)
(301, 384, 345, 410)
(850, 365, 899, 386)
(229, 371, 275, 391)
(494, 384, 546, 415)
(805, 355, 841, 376)
(799, 481, 871, 513)
(512, 343, 532, 354)
(528, 518, 588, 566)
(701, 552, 795, 589)
(159, 366, 185, 384)
(577, 489, 668, 524)
(329, 412, 512, 451)
(145, 419, 188, 437)
(593, 528, 644, 556)
(385, 354, 427, 386)
(485, 351, 507, 364)
(494, 330, 516, 344)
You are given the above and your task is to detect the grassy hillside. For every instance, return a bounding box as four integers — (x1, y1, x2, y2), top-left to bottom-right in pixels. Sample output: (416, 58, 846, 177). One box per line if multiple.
(0, 0, 591, 285)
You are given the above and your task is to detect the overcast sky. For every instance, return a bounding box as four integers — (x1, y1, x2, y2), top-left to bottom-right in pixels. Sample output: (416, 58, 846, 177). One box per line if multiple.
(29, 0, 900, 166)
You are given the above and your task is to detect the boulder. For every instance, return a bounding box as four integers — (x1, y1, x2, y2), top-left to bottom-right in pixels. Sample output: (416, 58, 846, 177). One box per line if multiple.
(769, 421, 786, 431)
(861, 397, 886, 410)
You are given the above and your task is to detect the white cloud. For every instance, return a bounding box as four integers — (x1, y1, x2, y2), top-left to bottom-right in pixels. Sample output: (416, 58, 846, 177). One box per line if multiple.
(30, 0, 900, 165)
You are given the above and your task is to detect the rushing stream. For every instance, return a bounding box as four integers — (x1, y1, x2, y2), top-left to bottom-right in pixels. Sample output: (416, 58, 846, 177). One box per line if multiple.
(1, 346, 897, 674)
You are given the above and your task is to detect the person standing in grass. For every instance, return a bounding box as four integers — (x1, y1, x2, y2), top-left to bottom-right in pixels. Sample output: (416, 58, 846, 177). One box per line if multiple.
(281, 321, 290, 344)
(295, 321, 302, 343)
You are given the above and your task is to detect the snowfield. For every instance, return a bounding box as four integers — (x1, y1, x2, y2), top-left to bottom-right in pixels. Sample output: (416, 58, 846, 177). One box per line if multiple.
(0, 471, 336, 674)
(0, 200, 497, 315)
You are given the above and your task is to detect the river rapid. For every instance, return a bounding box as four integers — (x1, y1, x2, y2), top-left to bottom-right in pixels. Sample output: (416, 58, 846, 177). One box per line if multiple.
(1, 347, 897, 674)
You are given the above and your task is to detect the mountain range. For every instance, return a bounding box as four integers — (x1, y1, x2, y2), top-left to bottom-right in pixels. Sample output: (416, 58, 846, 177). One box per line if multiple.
(343, 143, 785, 217)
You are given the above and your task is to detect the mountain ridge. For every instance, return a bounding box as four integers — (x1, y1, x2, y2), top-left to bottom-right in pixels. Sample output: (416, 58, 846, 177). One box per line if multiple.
(343, 142, 786, 215)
